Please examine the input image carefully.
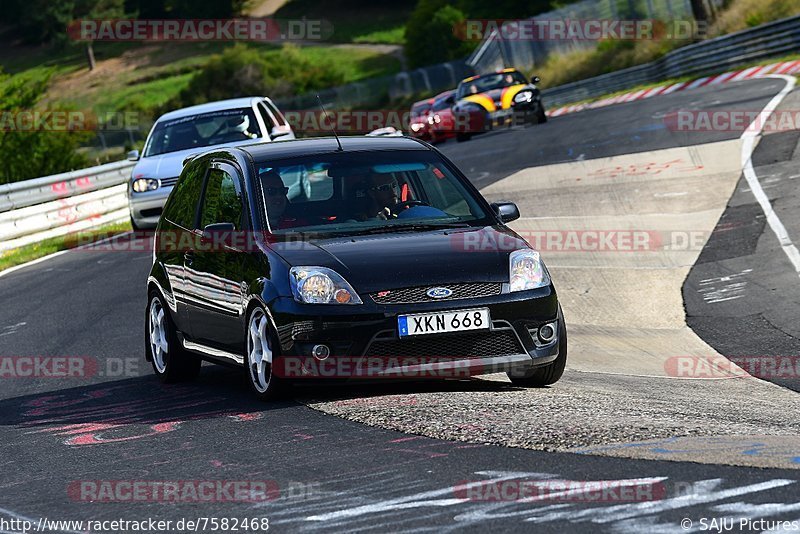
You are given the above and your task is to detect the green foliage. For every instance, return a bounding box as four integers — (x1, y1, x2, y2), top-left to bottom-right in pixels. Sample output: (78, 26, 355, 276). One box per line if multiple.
(166, 44, 349, 110)
(1, 0, 246, 44)
(126, 0, 247, 18)
(404, 0, 474, 68)
(272, 0, 415, 44)
(0, 220, 131, 270)
(404, 0, 561, 68)
(456, 0, 554, 19)
(0, 0, 126, 44)
(0, 69, 91, 185)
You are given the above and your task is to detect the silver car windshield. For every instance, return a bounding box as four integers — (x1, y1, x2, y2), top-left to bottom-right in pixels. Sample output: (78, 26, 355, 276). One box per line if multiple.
(144, 108, 262, 157)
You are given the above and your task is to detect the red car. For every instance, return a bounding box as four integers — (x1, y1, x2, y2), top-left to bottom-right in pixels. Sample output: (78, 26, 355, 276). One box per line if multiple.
(408, 98, 434, 141)
(428, 90, 486, 143)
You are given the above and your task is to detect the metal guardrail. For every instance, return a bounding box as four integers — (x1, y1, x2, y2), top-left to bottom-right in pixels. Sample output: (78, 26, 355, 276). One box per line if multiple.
(0, 161, 135, 252)
(476, 15, 800, 108)
(0, 160, 134, 212)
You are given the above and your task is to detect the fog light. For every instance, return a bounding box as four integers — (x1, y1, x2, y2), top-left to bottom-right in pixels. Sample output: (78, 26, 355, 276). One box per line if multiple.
(334, 288, 352, 304)
(538, 323, 556, 343)
(312, 344, 330, 361)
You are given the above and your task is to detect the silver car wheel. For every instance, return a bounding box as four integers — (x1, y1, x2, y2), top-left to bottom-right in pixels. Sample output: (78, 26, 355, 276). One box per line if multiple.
(149, 297, 168, 373)
(247, 309, 273, 393)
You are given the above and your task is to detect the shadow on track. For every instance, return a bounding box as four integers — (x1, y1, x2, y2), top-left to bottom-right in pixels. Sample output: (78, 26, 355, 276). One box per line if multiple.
(0, 365, 526, 432)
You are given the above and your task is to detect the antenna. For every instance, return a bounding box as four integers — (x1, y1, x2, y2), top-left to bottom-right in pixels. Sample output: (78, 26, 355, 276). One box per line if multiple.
(316, 95, 343, 152)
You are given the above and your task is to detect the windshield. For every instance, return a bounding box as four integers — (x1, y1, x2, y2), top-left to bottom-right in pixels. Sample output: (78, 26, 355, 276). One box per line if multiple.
(144, 108, 262, 157)
(431, 93, 454, 112)
(410, 102, 432, 118)
(255, 151, 491, 235)
(457, 71, 528, 100)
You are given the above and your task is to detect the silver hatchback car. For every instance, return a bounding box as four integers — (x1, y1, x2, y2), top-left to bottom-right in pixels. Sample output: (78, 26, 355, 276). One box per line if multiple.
(127, 96, 295, 229)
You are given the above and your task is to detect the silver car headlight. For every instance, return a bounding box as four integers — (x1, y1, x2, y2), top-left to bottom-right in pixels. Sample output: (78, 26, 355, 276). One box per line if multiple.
(289, 266, 363, 304)
(513, 90, 534, 104)
(132, 178, 159, 193)
(509, 249, 550, 292)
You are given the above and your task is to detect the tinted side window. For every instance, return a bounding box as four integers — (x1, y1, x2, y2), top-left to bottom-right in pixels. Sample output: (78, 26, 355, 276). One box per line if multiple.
(199, 168, 244, 230)
(162, 159, 207, 228)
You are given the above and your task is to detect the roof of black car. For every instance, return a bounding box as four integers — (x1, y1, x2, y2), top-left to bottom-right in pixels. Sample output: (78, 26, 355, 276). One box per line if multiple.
(238, 136, 429, 161)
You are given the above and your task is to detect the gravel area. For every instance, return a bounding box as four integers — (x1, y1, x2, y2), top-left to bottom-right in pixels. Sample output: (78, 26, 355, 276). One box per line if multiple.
(296, 370, 800, 457)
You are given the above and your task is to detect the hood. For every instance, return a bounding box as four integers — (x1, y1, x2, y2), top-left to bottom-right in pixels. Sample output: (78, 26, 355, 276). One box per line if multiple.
(131, 139, 265, 180)
(460, 84, 527, 112)
(269, 225, 530, 294)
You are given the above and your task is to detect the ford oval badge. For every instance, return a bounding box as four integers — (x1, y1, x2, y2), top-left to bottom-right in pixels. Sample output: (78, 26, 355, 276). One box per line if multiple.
(426, 287, 453, 299)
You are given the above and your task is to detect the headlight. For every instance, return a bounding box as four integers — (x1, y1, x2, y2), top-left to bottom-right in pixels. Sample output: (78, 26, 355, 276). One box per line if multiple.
(132, 178, 159, 193)
(513, 91, 534, 104)
(410, 123, 424, 132)
(509, 249, 550, 292)
(289, 266, 363, 304)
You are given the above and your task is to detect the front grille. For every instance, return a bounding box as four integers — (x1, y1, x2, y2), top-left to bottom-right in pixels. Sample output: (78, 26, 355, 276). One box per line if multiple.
(370, 282, 502, 304)
(160, 176, 180, 187)
(364, 329, 522, 359)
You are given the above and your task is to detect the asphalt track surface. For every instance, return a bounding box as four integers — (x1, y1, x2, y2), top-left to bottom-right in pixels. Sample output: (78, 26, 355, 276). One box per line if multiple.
(1, 77, 799, 533)
(683, 90, 800, 393)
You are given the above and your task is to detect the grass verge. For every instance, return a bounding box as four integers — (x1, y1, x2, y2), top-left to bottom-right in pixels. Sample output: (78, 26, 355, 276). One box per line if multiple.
(0, 220, 132, 272)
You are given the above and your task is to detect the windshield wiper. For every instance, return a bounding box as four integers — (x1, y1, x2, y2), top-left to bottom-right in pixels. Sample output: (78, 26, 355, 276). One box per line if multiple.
(348, 222, 472, 235)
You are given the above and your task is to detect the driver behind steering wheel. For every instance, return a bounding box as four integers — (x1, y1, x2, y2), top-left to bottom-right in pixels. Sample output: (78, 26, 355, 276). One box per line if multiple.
(364, 172, 400, 220)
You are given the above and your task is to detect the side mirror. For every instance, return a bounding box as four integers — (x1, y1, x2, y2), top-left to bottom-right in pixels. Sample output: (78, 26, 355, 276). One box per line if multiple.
(491, 201, 520, 223)
(127, 149, 140, 161)
(270, 125, 291, 140)
(202, 222, 235, 242)
(531, 76, 541, 85)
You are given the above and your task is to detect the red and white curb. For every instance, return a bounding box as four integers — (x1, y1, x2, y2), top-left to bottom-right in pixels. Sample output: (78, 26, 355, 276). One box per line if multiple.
(546, 60, 800, 118)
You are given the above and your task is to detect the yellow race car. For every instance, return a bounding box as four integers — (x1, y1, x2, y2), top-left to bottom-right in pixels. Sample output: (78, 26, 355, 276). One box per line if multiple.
(452, 68, 546, 141)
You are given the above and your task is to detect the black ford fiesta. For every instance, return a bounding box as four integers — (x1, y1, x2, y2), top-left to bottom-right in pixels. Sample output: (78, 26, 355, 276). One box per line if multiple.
(145, 135, 566, 399)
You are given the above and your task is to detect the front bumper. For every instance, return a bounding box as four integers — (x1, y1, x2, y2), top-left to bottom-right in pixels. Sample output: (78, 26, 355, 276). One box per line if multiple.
(128, 186, 173, 228)
(268, 286, 560, 380)
(507, 98, 544, 124)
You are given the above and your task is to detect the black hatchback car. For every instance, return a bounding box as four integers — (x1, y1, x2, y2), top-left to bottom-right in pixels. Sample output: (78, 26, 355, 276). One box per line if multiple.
(145, 136, 566, 399)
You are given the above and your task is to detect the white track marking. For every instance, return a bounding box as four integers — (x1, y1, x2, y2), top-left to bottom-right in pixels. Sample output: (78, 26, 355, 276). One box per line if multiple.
(0, 231, 133, 280)
(741, 75, 800, 275)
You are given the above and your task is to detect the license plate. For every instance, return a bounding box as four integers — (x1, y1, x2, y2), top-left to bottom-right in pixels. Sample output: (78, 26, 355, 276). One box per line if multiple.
(398, 308, 490, 337)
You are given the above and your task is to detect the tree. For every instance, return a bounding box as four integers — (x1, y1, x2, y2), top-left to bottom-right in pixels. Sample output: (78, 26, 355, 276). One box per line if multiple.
(165, 44, 347, 112)
(0, 70, 91, 184)
(74, 0, 126, 71)
(404, 0, 559, 68)
(405, 0, 474, 68)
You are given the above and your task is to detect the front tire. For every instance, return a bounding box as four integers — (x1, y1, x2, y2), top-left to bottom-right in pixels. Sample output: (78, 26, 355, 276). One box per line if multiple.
(507, 307, 567, 387)
(245, 307, 286, 401)
(536, 105, 547, 124)
(146, 291, 201, 382)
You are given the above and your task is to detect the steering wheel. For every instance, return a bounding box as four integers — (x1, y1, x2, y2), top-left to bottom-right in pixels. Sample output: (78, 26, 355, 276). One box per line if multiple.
(392, 199, 427, 212)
